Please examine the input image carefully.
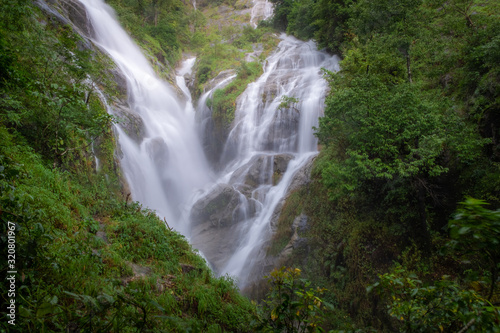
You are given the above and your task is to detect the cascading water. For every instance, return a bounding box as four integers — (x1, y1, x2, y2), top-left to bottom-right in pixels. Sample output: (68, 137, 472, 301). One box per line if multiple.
(250, 0, 273, 28)
(76, 0, 339, 289)
(196, 72, 237, 168)
(79, 0, 211, 234)
(190, 35, 339, 287)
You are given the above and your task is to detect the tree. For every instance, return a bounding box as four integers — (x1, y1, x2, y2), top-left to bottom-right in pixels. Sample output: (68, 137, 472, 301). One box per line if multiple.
(311, 0, 352, 53)
(316, 75, 451, 248)
(369, 266, 500, 332)
(448, 198, 500, 301)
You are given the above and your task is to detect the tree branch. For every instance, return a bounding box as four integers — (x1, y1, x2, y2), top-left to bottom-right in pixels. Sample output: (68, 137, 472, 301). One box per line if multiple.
(457, 318, 476, 333)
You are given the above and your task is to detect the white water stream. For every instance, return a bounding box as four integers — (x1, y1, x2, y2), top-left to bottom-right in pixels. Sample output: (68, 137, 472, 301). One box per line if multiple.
(78, 0, 339, 288)
(250, 0, 273, 28)
(191, 35, 340, 285)
(79, 0, 211, 235)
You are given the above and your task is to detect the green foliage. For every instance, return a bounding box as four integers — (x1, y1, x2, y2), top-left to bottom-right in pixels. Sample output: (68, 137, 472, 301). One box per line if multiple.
(448, 198, 500, 301)
(269, 0, 500, 329)
(0, 0, 31, 31)
(316, 73, 487, 251)
(310, 0, 496, 252)
(270, 0, 352, 51)
(193, 21, 277, 97)
(206, 61, 262, 128)
(106, 0, 187, 67)
(0, 5, 116, 166)
(254, 267, 331, 332)
(317, 76, 449, 183)
(311, 0, 352, 53)
(278, 95, 299, 111)
(370, 267, 500, 332)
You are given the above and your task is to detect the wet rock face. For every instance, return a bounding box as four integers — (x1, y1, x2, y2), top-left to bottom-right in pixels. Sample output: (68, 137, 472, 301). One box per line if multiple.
(111, 68, 128, 97)
(190, 184, 247, 272)
(112, 100, 146, 144)
(230, 153, 294, 190)
(270, 154, 315, 231)
(263, 108, 300, 152)
(35, 0, 94, 51)
(273, 153, 294, 184)
(190, 184, 242, 228)
(203, 70, 237, 94)
(191, 221, 242, 273)
(231, 155, 273, 188)
(287, 154, 315, 193)
(189, 153, 295, 273)
(279, 214, 308, 259)
(58, 0, 95, 38)
(196, 70, 237, 170)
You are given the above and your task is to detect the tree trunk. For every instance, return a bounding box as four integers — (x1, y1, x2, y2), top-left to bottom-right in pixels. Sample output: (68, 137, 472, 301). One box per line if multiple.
(406, 54, 412, 84)
(488, 263, 497, 301)
(415, 179, 431, 254)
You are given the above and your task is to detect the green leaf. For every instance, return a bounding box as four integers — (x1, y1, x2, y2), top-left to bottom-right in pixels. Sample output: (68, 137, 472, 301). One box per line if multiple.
(149, 300, 165, 312)
(49, 295, 58, 305)
(19, 306, 32, 318)
(36, 302, 57, 317)
(458, 226, 470, 235)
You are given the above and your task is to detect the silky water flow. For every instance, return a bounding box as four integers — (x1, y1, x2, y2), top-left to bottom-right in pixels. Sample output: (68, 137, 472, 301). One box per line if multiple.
(79, 0, 339, 288)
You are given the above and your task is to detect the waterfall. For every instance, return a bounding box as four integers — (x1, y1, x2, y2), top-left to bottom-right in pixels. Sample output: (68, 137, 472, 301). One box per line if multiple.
(77, 0, 339, 288)
(250, 0, 273, 28)
(79, 0, 211, 235)
(190, 35, 340, 287)
(196, 72, 237, 168)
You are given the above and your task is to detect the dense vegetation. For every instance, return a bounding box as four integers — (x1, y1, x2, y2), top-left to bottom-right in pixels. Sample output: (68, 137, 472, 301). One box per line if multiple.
(2, 0, 499, 330)
(0, 0, 256, 331)
(268, 0, 500, 330)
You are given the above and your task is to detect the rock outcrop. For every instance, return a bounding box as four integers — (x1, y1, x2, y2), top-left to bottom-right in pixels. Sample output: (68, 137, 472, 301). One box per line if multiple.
(190, 184, 247, 272)
(58, 0, 95, 37)
(270, 154, 315, 229)
(190, 184, 242, 228)
(112, 100, 146, 144)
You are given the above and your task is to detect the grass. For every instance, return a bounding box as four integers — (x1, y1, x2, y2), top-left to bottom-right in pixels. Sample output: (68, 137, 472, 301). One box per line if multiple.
(206, 61, 263, 128)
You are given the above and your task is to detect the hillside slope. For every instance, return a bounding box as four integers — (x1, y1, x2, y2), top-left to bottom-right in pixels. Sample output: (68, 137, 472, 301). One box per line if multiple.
(0, 0, 255, 331)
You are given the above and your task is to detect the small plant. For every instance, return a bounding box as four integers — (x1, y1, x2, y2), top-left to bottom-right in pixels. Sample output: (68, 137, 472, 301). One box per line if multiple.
(278, 95, 300, 112)
(254, 267, 332, 332)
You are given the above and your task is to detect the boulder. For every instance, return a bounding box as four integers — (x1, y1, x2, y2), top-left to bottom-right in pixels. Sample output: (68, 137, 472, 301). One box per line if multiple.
(190, 184, 250, 272)
(145, 137, 169, 167)
(190, 184, 241, 228)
